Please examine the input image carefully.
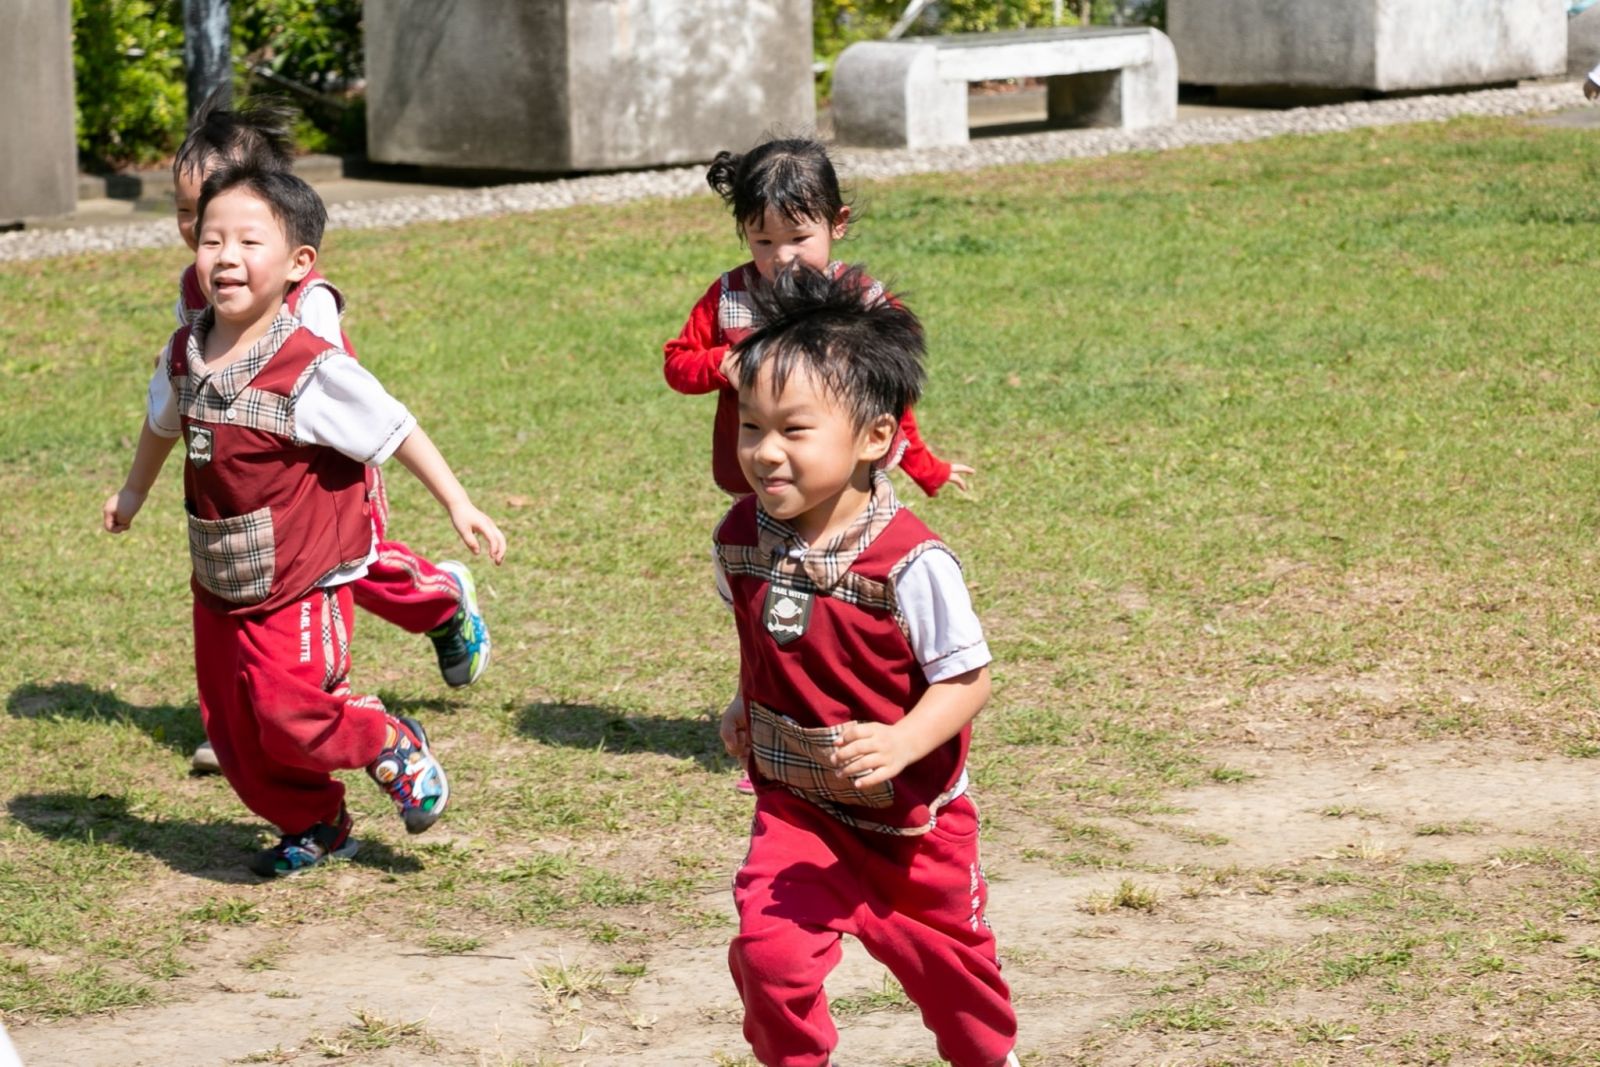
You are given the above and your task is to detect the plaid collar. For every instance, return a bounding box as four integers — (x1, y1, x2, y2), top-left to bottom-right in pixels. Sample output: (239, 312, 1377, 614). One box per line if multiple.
(185, 306, 299, 404)
(755, 472, 903, 593)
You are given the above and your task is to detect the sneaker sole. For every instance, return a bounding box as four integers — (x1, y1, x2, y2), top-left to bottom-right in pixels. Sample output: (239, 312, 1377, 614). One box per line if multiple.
(438, 559, 490, 688)
(397, 715, 449, 834)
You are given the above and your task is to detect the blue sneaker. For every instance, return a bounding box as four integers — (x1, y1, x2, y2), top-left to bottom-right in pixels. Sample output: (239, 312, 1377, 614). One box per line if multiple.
(249, 808, 358, 877)
(367, 715, 449, 834)
(427, 560, 490, 688)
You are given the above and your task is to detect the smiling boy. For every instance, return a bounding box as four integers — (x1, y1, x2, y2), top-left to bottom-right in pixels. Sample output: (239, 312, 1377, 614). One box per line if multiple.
(103, 163, 506, 876)
(713, 265, 1018, 1067)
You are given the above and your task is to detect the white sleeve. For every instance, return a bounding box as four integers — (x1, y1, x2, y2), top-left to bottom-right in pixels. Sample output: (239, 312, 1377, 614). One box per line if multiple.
(145, 340, 181, 438)
(172, 293, 186, 329)
(292, 353, 416, 464)
(297, 286, 344, 348)
(896, 549, 991, 683)
(1589, 61, 1600, 85)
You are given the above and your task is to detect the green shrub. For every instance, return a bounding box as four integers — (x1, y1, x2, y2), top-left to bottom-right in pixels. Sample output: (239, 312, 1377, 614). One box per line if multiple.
(72, 0, 187, 167)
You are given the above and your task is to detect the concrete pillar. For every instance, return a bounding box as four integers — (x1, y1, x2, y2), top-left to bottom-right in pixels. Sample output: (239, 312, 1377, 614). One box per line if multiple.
(183, 0, 233, 117)
(0, 0, 76, 222)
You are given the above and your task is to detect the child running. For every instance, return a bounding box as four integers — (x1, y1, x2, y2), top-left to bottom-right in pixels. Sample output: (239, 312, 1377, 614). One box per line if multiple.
(171, 96, 490, 775)
(104, 162, 506, 876)
(664, 136, 972, 499)
(714, 265, 1018, 1066)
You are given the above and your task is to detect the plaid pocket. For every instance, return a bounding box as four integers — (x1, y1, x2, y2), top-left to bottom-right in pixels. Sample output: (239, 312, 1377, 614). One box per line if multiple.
(748, 701, 895, 810)
(186, 506, 275, 605)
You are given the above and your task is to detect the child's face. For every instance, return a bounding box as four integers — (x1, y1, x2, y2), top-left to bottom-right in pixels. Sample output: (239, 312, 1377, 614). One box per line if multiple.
(193, 187, 314, 328)
(737, 358, 894, 543)
(744, 205, 849, 284)
(173, 163, 208, 251)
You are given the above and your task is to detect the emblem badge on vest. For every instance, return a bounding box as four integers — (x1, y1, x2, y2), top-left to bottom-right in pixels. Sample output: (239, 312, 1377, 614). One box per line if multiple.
(186, 425, 214, 468)
(764, 584, 813, 645)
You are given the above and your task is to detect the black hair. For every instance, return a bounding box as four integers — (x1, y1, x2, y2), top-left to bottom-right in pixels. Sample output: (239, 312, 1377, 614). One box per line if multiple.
(705, 137, 848, 236)
(196, 162, 327, 252)
(173, 89, 297, 180)
(733, 265, 924, 430)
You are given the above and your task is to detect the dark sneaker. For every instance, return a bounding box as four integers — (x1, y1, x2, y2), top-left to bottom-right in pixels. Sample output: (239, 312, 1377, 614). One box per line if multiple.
(191, 739, 221, 774)
(367, 715, 449, 834)
(249, 809, 358, 877)
(427, 560, 490, 688)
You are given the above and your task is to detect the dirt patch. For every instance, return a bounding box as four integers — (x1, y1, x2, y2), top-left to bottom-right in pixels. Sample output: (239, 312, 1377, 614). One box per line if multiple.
(12, 739, 1600, 1065)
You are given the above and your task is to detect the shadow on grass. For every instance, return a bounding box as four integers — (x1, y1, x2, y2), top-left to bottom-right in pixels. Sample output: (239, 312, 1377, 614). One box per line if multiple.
(516, 702, 730, 772)
(8, 792, 423, 882)
(6, 681, 202, 756)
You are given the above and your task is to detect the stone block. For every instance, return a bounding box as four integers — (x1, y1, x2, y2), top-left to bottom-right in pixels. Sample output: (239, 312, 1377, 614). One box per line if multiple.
(1571, 5, 1600, 77)
(1168, 0, 1566, 91)
(0, 0, 76, 222)
(365, 0, 815, 172)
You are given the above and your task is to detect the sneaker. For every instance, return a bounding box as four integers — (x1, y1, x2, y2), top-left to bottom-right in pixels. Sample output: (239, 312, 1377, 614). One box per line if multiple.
(191, 739, 221, 774)
(427, 560, 490, 688)
(249, 808, 358, 877)
(735, 771, 755, 795)
(367, 715, 449, 834)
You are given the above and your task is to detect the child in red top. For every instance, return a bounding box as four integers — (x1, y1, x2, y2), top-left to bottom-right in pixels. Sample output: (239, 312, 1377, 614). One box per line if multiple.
(169, 97, 490, 773)
(664, 137, 972, 498)
(104, 164, 506, 876)
(713, 265, 1016, 1067)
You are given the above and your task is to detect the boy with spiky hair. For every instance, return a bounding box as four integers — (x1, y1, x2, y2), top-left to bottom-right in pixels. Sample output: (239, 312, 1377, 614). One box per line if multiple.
(713, 265, 1019, 1066)
(104, 163, 506, 876)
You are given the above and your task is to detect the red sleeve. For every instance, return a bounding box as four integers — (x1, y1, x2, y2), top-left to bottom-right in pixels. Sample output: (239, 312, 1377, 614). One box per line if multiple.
(896, 405, 952, 496)
(663, 279, 731, 395)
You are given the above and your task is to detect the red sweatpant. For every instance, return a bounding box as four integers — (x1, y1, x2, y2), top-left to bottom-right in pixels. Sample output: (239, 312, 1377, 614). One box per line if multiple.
(352, 469, 461, 635)
(194, 585, 390, 835)
(730, 790, 1017, 1067)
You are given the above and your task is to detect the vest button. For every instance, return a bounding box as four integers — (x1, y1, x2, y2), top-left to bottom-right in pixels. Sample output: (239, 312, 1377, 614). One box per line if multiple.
(225, 409, 236, 421)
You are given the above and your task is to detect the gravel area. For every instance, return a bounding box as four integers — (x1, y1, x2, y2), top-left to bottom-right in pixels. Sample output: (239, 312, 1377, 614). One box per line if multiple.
(0, 80, 1580, 265)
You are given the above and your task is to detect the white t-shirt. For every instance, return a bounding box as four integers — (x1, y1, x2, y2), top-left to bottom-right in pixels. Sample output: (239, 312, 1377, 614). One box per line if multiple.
(713, 545, 991, 684)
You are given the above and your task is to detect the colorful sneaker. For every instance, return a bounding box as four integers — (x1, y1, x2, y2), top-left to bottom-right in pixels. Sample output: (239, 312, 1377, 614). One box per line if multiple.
(367, 715, 449, 834)
(735, 771, 755, 795)
(191, 739, 221, 775)
(249, 808, 358, 877)
(427, 560, 490, 688)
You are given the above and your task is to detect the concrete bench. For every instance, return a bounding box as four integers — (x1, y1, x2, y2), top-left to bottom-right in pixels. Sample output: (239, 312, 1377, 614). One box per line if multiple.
(831, 26, 1177, 149)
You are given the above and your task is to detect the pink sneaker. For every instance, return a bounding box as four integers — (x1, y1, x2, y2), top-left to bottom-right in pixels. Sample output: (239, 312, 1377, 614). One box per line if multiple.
(735, 772, 755, 795)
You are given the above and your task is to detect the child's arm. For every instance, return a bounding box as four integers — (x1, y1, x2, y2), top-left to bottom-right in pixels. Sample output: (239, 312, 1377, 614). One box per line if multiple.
(663, 279, 733, 395)
(896, 406, 974, 496)
(103, 421, 179, 533)
(391, 426, 507, 565)
(830, 667, 990, 789)
(1588, 62, 1600, 100)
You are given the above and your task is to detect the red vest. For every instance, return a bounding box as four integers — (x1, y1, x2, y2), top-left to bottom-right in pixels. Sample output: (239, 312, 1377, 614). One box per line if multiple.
(169, 313, 371, 616)
(715, 494, 969, 833)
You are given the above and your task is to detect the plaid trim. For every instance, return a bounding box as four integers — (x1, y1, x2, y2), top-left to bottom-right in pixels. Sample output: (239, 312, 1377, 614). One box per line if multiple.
(186, 505, 275, 604)
(716, 474, 907, 616)
(717, 261, 884, 337)
(802, 769, 969, 837)
(717, 267, 757, 333)
(175, 308, 314, 439)
(748, 700, 895, 810)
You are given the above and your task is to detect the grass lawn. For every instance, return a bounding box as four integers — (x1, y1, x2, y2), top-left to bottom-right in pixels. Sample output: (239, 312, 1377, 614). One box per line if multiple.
(5, 114, 1600, 1063)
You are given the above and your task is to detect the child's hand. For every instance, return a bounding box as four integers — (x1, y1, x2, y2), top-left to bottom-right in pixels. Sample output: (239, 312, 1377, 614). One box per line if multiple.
(946, 463, 976, 493)
(831, 721, 918, 790)
(103, 488, 146, 533)
(1587, 77, 1600, 101)
(447, 503, 507, 565)
(719, 694, 749, 758)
